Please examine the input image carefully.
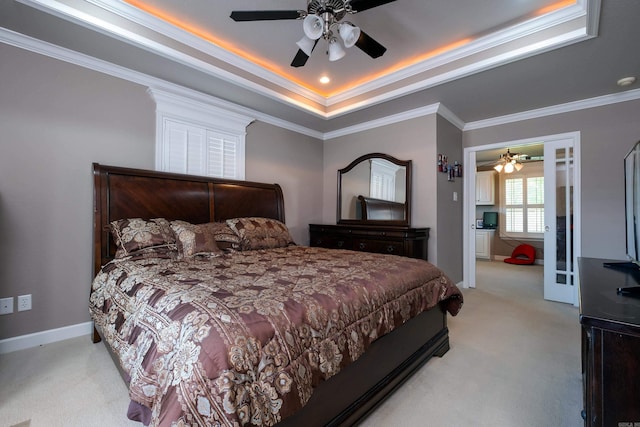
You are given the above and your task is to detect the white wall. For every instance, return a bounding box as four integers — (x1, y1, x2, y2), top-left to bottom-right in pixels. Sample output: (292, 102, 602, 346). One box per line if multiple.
(0, 43, 155, 339)
(245, 121, 323, 245)
(0, 44, 323, 340)
(323, 115, 440, 263)
(436, 116, 463, 281)
(464, 99, 640, 260)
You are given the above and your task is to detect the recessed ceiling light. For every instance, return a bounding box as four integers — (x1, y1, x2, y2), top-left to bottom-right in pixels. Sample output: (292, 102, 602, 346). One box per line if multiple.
(319, 76, 330, 84)
(617, 76, 637, 87)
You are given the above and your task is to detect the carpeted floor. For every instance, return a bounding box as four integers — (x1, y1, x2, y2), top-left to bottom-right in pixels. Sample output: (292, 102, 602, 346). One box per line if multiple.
(0, 260, 582, 427)
(361, 260, 582, 427)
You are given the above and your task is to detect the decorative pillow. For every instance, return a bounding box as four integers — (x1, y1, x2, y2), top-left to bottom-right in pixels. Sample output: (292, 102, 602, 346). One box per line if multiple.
(226, 217, 295, 250)
(206, 221, 242, 251)
(110, 218, 176, 258)
(169, 221, 224, 258)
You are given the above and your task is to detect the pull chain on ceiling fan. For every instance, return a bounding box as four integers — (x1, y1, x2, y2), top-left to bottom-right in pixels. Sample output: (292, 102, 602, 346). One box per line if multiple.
(230, 0, 395, 67)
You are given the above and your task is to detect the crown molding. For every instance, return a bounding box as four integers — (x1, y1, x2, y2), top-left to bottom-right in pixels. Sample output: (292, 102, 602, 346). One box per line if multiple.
(327, 0, 593, 107)
(324, 27, 590, 121)
(16, 0, 329, 119)
(436, 104, 466, 130)
(16, 0, 598, 121)
(323, 104, 441, 140)
(0, 26, 324, 139)
(86, 0, 326, 107)
(464, 88, 640, 131)
(4, 15, 637, 141)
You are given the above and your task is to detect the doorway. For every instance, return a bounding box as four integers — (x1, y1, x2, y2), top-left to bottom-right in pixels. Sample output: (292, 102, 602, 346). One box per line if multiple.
(462, 132, 581, 305)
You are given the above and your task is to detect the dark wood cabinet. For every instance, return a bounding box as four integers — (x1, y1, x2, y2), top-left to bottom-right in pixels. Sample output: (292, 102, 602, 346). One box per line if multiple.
(309, 224, 429, 260)
(579, 257, 640, 426)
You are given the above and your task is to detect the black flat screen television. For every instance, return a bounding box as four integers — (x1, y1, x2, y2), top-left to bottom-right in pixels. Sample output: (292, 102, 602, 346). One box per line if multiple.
(482, 211, 498, 229)
(624, 142, 640, 267)
(605, 141, 640, 296)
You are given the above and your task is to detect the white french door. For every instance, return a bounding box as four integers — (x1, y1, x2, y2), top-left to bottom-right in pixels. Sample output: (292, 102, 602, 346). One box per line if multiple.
(463, 133, 580, 305)
(543, 137, 580, 304)
(464, 151, 478, 288)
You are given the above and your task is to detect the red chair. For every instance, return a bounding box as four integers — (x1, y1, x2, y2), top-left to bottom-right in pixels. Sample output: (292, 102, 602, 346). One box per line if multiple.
(504, 244, 536, 265)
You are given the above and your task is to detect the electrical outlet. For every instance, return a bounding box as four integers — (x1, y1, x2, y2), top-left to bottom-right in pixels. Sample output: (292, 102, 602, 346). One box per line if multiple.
(0, 297, 13, 315)
(17, 294, 32, 312)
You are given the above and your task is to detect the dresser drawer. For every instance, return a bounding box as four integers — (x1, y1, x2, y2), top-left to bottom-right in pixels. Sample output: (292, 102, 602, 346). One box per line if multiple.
(310, 233, 352, 250)
(353, 239, 404, 256)
(309, 224, 429, 261)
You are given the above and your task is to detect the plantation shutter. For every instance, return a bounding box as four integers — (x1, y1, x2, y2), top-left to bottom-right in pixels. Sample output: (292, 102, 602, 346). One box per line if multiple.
(206, 133, 241, 179)
(505, 178, 524, 232)
(499, 162, 544, 239)
(151, 88, 252, 180)
(527, 177, 545, 233)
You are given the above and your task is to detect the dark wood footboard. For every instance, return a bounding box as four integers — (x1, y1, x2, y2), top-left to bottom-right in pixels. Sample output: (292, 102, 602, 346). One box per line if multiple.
(94, 302, 448, 427)
(277, 305, 448, 426)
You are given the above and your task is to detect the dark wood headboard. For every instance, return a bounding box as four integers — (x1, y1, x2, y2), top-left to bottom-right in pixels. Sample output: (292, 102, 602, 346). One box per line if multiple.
(93, 163, 284, 275)
(357, 195, 406, 221)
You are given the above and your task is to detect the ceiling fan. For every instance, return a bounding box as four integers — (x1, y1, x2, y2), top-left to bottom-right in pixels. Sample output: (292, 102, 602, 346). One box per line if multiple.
(230, 0, 395, 67)
(493, 149, 529, 173)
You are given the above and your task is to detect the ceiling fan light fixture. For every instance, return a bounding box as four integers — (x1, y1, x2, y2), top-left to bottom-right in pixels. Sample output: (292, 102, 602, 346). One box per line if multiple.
(504, 162, 515, 173)
(303, 14, 324, 40)
(296, 35, 316, 56)
(328, 37, 345, 61)
(339, 22, 361, 48)
(494, 148, 525, 173)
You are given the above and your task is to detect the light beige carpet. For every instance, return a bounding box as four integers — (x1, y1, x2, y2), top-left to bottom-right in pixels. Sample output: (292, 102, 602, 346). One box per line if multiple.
(361, 260, 582, 427)
(0, 261, 582, 427)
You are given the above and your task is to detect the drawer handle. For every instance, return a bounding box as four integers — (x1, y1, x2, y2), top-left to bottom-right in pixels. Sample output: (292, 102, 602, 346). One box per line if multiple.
(386, 245, 395, 253)
(337, 241, 344, 247)
(359, 242, 366, 250)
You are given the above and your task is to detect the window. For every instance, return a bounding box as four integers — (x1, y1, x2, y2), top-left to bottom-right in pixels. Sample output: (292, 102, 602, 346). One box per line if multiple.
(150, 88, 254, 179)
(369, 159, 399, 201)
(501, 162, 544, 239)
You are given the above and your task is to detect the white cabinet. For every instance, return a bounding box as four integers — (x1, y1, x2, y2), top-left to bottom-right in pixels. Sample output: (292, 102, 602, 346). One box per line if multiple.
(476, 229, 495, 260)
(476, 171, 495, 205)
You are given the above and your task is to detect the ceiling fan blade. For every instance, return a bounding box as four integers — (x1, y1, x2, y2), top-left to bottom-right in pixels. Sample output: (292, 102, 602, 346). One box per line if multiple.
(291, 40, 319, 67)
(291, 50, 310, 68)
(348, 0, 397, 13)
(230, 10, 303, 21)
(355, 30, 387, 58)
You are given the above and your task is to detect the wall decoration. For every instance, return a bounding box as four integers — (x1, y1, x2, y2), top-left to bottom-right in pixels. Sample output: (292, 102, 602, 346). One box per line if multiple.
(438, 154, 462, 181)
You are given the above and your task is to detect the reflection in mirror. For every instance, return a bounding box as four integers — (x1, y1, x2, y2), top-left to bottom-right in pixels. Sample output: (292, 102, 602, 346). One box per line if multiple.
(338, 153, 411, 226)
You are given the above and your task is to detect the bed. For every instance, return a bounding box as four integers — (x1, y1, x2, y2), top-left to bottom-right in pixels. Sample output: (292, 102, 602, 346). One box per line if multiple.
(356, 195, 406, 221)
(90, 163, 463, 427)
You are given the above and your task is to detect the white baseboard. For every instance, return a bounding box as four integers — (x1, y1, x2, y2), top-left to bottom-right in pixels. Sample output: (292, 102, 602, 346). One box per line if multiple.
(0, 321, 93, 354)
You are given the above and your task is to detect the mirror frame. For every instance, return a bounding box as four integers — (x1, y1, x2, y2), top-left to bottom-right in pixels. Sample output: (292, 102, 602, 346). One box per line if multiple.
(337, 153, 412, 227)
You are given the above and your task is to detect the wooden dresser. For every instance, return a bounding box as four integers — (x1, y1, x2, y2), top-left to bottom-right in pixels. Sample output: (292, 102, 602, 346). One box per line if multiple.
(578, 257, 640, 426)
(309, 224, 429, 261)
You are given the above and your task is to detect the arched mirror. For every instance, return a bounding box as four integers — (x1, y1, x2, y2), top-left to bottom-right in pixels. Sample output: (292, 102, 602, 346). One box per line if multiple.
(337, 153, 411, 227)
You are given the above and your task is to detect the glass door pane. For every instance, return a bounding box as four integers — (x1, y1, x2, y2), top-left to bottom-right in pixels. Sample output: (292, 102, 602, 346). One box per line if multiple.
(544, 141, 576, 303)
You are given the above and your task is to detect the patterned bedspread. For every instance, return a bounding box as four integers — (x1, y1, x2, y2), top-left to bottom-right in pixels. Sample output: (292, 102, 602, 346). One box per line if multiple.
(90, 246, 462, 427)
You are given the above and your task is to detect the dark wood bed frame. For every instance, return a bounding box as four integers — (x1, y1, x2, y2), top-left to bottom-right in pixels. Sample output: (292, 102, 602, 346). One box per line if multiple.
(92, 163, 451, 426)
